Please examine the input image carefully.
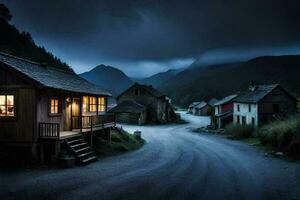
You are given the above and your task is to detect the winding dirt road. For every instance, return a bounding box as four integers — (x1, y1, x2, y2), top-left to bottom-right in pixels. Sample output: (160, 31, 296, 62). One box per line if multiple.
(1, 112, 300, 200)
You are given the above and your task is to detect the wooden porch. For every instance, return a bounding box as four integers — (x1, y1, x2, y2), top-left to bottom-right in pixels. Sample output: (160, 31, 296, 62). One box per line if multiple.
(39, 114, 115, 140)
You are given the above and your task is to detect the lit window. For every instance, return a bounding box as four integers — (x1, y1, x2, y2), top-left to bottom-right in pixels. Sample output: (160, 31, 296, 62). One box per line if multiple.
(82, 96, 89, 113)
(98, 97, 105, 112)
(0, 95, 14, 117)
(89, 97, 97, 112)
(50, 99, 60, 114)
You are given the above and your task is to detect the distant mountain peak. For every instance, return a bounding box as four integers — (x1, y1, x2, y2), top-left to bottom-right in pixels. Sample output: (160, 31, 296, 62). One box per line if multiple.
(80, 64, 133, 97)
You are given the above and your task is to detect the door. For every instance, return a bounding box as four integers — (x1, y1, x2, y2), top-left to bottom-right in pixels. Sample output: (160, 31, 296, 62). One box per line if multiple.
(242, 116, 246, 125)
(71, 97, 81, 129)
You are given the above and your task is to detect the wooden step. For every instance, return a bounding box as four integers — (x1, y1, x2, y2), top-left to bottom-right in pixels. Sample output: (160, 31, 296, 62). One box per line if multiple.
(70, 143, 87, 148)
(74, 147, 90, 153)
(64, 136, 97, 165)
(78, 151, 93, 158)
(81, 156, 97, 163)
(67, 139, 83, 144)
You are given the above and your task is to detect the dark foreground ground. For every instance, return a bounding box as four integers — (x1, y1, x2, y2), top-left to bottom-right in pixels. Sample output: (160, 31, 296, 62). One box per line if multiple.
(1, 112, 300, 200)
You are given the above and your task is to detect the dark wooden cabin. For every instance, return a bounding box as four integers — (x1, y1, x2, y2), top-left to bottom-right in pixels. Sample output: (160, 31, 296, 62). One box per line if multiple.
(0, 52, 115, 164)
(110, 83, 176, 124)
(233, 84, 297, 126)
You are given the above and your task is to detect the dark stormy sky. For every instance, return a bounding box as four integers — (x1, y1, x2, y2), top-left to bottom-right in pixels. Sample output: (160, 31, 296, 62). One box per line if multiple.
(2, 0, 300, 77)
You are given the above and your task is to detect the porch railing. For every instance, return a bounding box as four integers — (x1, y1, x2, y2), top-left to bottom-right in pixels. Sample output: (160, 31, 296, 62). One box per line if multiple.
(71, 113, 115, 131)
(39, 122, 60, 139)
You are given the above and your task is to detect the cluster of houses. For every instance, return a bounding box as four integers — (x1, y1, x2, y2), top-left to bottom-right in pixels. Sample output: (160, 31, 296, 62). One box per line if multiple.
(1, 50, 298, 166)
(0, 52, 177, 165)
(187, 98, 218, 116)
(188, 83, 298, 129)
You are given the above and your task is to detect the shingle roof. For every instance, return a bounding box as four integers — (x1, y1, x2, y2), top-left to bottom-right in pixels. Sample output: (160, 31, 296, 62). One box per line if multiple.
(188, 102, 201, 108)
(233, 84, 279, 103)
(109, 100, 146, 113)
(208, 98, 219, 106)
(117, 83, 165, 99)
(137, 83, 165, 98)
(0, 52, 111, 96)
(214, 94, 238, 106)
(195, 101, 208, 109)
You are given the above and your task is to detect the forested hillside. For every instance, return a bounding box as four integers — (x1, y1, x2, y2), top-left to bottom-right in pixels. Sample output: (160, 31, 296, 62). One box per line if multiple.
(0, 4, 72, 72)
(159, 56, 300, 106)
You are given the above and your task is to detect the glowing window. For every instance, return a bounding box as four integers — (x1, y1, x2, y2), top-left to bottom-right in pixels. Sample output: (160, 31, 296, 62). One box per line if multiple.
(50, 99, 60, 114)
(0, 95, 14, 117)
(89, 97, 97, 112)
(98, 97, 105, 112)
(82, 96, 89, 113)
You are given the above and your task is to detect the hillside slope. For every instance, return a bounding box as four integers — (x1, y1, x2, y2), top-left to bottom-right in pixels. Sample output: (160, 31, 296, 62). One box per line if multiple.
(159, 56, 300, 106)
(80, 65, 134, 96)
(137, 69, 181, 88)
(0, 17, 71, 72)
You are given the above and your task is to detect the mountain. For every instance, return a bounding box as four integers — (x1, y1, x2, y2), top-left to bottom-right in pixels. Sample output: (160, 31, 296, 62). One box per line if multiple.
(0, 13, 71, 72)
(159, 55, 300, 106)
(135, 69, 182, 88)
(80, 65, 134, 96)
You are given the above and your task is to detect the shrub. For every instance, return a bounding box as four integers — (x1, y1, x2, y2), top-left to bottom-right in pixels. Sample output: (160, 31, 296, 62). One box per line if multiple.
(225, 123, 254, 139)
(256, 116, 300, 154)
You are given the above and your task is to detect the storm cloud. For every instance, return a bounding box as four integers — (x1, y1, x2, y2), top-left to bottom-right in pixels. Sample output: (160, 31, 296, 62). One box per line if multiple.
(2, 0, 300, 76)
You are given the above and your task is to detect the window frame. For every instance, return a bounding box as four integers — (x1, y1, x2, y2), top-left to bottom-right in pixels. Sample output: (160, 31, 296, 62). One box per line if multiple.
(82, 96, 102, 114)
(89, 96, 97, 113)
(0, 93, 16, 119)
(49, 98, 62, 116)
(98, 97, 106, 114)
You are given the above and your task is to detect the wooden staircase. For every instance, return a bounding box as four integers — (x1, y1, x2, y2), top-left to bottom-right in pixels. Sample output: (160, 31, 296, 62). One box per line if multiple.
(65, 135, 97, 165)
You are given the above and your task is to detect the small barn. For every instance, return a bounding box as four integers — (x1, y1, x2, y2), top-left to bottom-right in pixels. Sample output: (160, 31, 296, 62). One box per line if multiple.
(110, 83, 176, 124)
(188, 102, 200, 114)
(233, 84, 297, 126)
(194, 101, 212, 116)
(109, 100, 147, 124)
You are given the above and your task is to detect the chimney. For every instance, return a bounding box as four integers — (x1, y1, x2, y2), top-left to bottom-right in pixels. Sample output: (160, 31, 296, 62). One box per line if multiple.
(249, 80, 257, 91)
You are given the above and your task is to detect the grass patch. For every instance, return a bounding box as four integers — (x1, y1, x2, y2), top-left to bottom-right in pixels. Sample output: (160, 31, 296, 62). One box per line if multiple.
(95, 130, 145, 157)
(225, 123, 254, 139)
(239, 137, 277, 156)
(256, 116, 300, 158)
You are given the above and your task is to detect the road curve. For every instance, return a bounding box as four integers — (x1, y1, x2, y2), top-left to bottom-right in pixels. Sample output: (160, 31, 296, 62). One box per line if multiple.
(1, 112, 300, 200)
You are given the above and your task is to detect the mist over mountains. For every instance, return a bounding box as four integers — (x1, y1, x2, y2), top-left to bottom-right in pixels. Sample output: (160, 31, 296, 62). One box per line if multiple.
(80, 55, 300, 107)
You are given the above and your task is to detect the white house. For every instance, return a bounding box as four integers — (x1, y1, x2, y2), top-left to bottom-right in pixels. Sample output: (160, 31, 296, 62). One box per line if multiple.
(233, 84, 297, 127)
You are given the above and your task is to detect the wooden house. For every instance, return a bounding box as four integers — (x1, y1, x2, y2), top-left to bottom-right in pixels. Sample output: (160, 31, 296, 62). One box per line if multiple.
(212, 94, 238, 129)
(188, 102, 200, 114)
(0, 52, 115, 164)
(233, 84, 297, 127)
(194, 101, 211, 116)
(110, 83, 176, 124)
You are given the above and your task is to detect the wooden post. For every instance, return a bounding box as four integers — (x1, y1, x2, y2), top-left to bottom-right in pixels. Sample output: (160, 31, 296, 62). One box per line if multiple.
(39, 143, 45, 166)
(90, 116, 93, 149)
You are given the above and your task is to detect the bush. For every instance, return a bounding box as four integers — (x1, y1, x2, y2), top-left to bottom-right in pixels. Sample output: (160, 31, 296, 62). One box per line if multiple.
(256, 116, 300, 154)
(225, 123, 254, 139)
